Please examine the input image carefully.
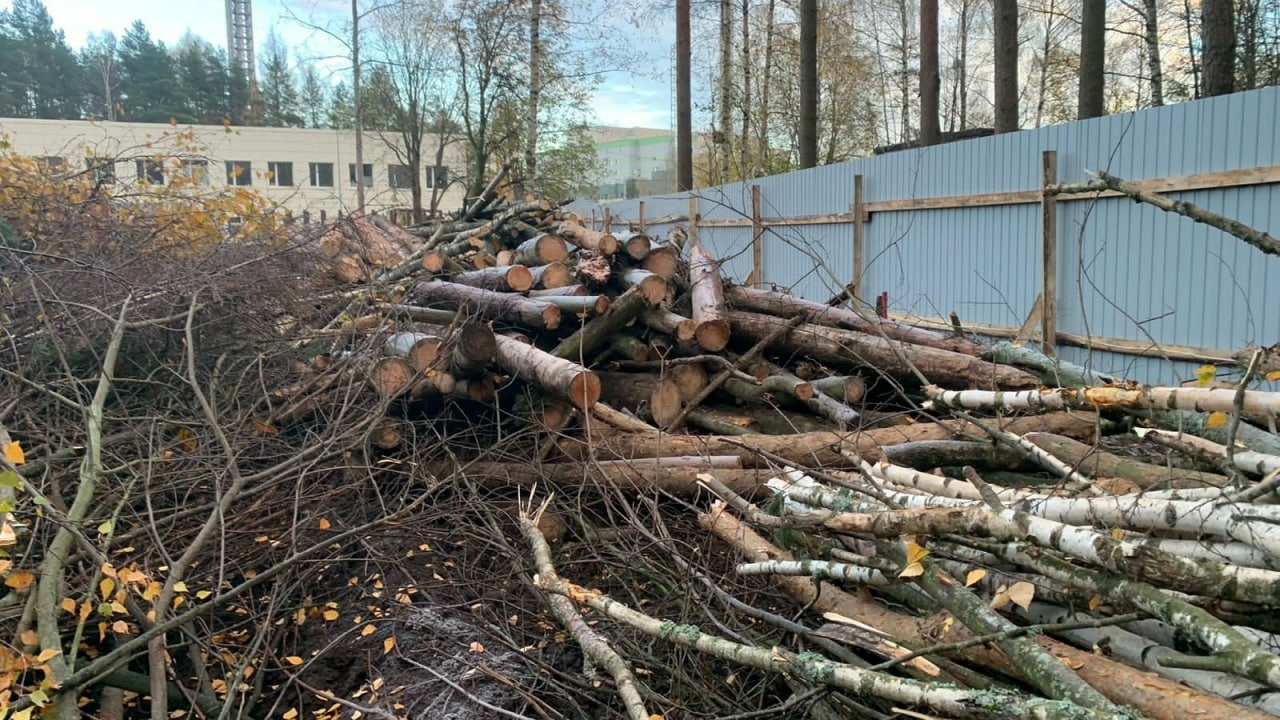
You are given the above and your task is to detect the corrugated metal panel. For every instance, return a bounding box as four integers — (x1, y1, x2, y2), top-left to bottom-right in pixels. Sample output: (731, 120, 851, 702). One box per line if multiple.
(568, 86, 1280, 384)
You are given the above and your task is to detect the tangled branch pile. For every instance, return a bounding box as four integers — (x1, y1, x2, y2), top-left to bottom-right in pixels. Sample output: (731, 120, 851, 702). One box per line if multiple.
(3, 154, 1280, 720)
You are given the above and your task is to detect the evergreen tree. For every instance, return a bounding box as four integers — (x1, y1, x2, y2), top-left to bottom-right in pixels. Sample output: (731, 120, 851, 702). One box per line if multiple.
(328, 80, 353, 128)
(0, 17, 26, 117)
(117, 21, 184, 121)
(359, 64, 398, 132)
(3, 0, 80, 118)
(176, 35, 226, 124)
(257, 29, 302, 126)
(298, 62, 329, 128)
(79, 31, 120, 120)
(227, 61, 254, 125)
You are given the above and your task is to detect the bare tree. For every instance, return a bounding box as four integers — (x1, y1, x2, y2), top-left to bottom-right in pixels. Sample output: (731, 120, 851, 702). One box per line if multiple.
(1200, 0, 1235, 96)
(798, 0, 818, 167)
(920, 0, 941, 144)
(1078, 0, 1106, 118)
(756, 0, 775, 174)
(993, 0, 1019, 132)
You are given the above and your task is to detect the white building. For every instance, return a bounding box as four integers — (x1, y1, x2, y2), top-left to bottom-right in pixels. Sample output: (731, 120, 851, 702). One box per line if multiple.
(0, 118, 468, 221)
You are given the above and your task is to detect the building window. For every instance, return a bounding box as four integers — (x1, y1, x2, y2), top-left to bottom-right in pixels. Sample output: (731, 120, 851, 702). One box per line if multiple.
(268, 161, 294, 187)
(85, 157, 115, 184)
(388, 164, 413, 189)
(178, 159, 209, 185)
(38, 156, 66, 172)
(348, 163, 373, 187)
(226, 160, 252, 186)
(425, 165, 448, 189)
(309, 162, 334, 187)
(136, 159, 165, 184)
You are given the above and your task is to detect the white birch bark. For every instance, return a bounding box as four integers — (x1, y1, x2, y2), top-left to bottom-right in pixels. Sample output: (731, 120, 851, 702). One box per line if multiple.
(924, 384, 1280, 417)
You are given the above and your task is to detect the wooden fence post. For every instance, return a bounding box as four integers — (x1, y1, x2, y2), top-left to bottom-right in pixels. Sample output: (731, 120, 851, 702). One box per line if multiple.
(688, 195, 699, 248)
(750, 184, 763, 286)
(853, 174, 865, 299)
(1041, 150, 1058, 357)
(604, 207, 612, 233)
(638, 201, 647, 234)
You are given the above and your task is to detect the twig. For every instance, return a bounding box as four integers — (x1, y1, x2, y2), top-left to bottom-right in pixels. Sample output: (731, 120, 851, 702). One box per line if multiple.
(1226, 349, 1264, 489)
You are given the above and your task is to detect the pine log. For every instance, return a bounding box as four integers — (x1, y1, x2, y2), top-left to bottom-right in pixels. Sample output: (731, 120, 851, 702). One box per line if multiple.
(528, 261, 572, 289)
(537, 294, 611, 317)
(552, 287, 655, 362)
(807, 375, 864, 404)
(529, 284, 589, 298)
(640, 308, 696, 342)
(591, 372, 685, 428)
(615, 231, 652, 261)
(556, 411, 1102, 468)
(513, 233, 570, 265)
(559, 220, 619, 256)
(384, 332, 443, 371)
(370, 357, 417, 398)
(1024, 432, 1231, 489)
(607, 335, 652, 362)
(727, 310, 1040, 390)
(428, 461, 770, 497)
(448, 265, 534, 293)
(494, 335, 600, 409)
(689, 241, 730, 351)
(616, 268, 668, 305)
(412, 281, 561, 330)
(726, 284, 983, 356)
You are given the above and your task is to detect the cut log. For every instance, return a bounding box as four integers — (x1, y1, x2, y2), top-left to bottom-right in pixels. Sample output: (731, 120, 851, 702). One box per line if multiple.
(384, 332, 443, 372)
(370, 357, 417, 399)
(528, 261, 572, 289)
(369, 417, 404, 449)
(640, 308, 696, 342)
(811, 375, 866, 404)
(422, 251, 464, 274)
(408, 369, 457, 399)
(802, 390, 861, 428)
(551, 287, 655, 362)
(616, 268, 667, 305)
(641, 242, 681, 280)
(509, 232, 570, 266)
(615, 231, 652, 261)
(670, 363, 708, 400)
(591, 402, 659, 432)
(408, 322, 498, 379)
(727, 310, 1040, 390)
(453, 375, 496, 402)
(412, 281, 561, 330)
(494, 334, 600, 409)
(559, 220, 619, 256)
(689, 241, 730, 352)
(537, 294, 611, 317)
(723, 374, 815, 404)
(607, 335, 652, 362)
(594, 372, 685, 428)
(727, 284, 983, 356)
(428, 461, 770, 497)
(448, 265, 534, 293)
(687, 409, 757, 435)
(556, 412, 1102, 468)
(529, 284, 589, 298)
(1024, 432, 1230, 489)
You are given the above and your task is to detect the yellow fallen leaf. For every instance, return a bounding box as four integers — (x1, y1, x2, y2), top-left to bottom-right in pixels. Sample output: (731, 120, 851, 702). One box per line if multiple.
(383, 637, 396, 654)
(1088, 595, 1103, 611)
(1266, 370, 1280, 382)
(903, 538, 929, 565)
(112, 620, 129, 634)
(100, 577, 116, 601)
(898, 562, 924, 578)
(964, 569, 986, 587)
(318, 517, 331, 530)
(1195, 364, 1217, 387)
(283, 710, 298, 720)
(1206, 411, 1229, 428)
(0, 521, 17, 546)
(283, 656, 304, 666)
(5, 570, 35, 591)
(361, 624, 377, 637)
(173, 581, 188, 593)
(60, 597, 76, 614)
(470, 642, 485, 653)
(1008, 581, 1037, 610)
(35, 648, 60, 663)
(4, 441, 24, 465)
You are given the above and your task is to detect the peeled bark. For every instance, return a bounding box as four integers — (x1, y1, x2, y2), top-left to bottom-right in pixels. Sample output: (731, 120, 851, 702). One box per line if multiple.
(728, 311, 1040, 390)
(726, 285, 982, 355)
(448, 265, 534, 293)
(494, 335, 600, 410)
(556, 412, 1101, 467)
(513, 233, 570, 265)
(595, 372, 685, 428)
(558, 221, 619, 256)
(412, 280, 561, 330)
(689, 242, 730, 352)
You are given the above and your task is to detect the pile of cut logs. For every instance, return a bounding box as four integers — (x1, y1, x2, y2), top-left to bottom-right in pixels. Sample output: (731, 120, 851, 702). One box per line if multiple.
(284, 192, 1280, 720)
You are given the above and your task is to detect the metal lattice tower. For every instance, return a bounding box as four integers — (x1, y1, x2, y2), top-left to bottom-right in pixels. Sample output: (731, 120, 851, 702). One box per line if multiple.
(225, 0, 256, 86)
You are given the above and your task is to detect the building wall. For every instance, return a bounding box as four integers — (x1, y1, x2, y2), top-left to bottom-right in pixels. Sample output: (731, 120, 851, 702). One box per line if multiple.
(569, 87, 1280, 386)
(0, 118, 468, 218)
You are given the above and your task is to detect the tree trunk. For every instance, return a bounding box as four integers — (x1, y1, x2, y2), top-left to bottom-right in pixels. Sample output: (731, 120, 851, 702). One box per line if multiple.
(811, 375, 866, 404)
(993, 0, 1020, 133)
(595, 372, 685, 427)
(640, 241, 681, 280)
(758, 0, 776, 175)
(352, 0, 366, 211)
(670, 363, 708, 400)
(555, 412, 1101, 467)
(617, 268, 668, 306)
(740, 0, 752, 179)
(798, 0, 818, 167)
(552, 287, 656, 362)
(677, 0, 693, 191)
(640, 308, 696, 342)
(528, 261, 571, 289)
(690, 242, 730, 352)
(1200, 0, 1236, 96)
(432, 461, 770, 497)
(607, 334, 652, 362)
(1024, 432, 1230, 489)
(537, 294, 611, 317)
(494, 335, 600, 410)
(529, 284, 589, 298)
(615, 231, 652, 261)
(1078, 0, 1106, 119)
(512, 233, 569, 265)
(558, 221, 619, 256)
(449, 265, 534, 293)
(919, 0, 941, 145)
(525, 0, 541, 194)
(719, 0, 733, 185)
(726, 310, 1041, 390)
(722, 374, 815, 404)
(957, 0, 970, 128)
(1143, 0, 1164, 105)
(726, 285, 983, 355)
(411, 281, 561, 329)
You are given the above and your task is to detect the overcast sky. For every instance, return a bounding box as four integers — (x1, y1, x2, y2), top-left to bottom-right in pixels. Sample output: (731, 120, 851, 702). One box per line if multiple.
(8, 0, 678, 130)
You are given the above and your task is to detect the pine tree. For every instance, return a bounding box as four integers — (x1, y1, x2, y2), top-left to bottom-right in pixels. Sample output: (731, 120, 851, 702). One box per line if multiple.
(118, 20, 183, 121)
(3, 0, 80, 118)
(176, 35, 225, 124)
(257, 29, 302, 127)
(297, 62, 329, 128)
(328, 80, 353, 128)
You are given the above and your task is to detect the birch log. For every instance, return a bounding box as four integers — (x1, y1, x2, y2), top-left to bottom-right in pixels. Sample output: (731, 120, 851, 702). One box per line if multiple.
(689, 240, 730, 351)
(924, 384, 1280, 417)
